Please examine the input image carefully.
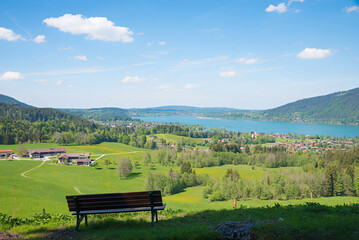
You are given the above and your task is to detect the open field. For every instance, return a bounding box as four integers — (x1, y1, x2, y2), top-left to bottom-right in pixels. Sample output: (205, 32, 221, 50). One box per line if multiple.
(153, 133, 206, 145)
(0, 142, 149, 156)
(193, 165, 267, 180)
(165, 185, 359, 211)
(1, 142, 359, 220)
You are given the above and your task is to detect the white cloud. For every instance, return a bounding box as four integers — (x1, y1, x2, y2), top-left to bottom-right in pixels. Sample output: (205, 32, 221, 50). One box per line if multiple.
(33, 35, 46, 43)
(27, 66, 118, 76)
(184, 83, 200, 89)
(265, 3, 287, 13)
(158, 41, 166, 45)
(58, 46, 73, 51)
(236, 57, 258, 64)
(56, 80, 62, 86)
(296, 48, 334, 59)
(98, 55, 104, 60)
(43, 14, 134, 42)
(288, 0, 304, 6)
(147, 42, 153, 46)
(345, 6, 359, 13)
(122, 76, 146, 83)
(219, 70, 238, 77)
(73, 55, 87, 61)
(0, 27, 23, 41)
(67, 84, 73, 88)
(155, 85, 171, 91)
(0, 71, 24, 80)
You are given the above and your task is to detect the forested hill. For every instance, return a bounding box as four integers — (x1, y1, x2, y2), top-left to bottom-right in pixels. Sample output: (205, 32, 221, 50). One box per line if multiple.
(0, 94, 32, 107)
(262, 87, 359, 125)
(0, 103, 121, 145)
(58, 107, 131, 121)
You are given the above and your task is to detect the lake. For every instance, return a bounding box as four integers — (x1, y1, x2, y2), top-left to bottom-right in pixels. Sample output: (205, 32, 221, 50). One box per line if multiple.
(135, 115, 359, 138)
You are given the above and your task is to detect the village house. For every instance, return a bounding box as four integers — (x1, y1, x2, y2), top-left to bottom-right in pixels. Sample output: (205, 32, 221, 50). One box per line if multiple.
(58, 153, 91, 166)
(0, 150, 13, 158)
(28, 148, 66, 159)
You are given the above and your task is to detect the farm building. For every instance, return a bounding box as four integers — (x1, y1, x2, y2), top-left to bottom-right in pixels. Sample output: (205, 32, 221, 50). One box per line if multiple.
(58, 153, 91, 166)
(75, 159, 92, 166)
(28, 148, 66, 158)
(0, 150, 13, 158)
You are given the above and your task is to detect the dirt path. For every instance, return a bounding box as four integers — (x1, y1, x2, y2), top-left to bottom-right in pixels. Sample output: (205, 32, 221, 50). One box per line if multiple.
(20, 160, 47, 179)
(73, 187, 82, 194)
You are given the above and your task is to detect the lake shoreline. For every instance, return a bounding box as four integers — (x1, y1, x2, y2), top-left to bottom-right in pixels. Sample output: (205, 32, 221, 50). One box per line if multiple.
(135, 115, 359, 138)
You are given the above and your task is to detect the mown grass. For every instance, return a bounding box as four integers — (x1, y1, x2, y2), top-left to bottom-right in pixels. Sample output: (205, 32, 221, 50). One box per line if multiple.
(0, 143, 58, 153)
(0, 142, 148, 156)
(193, 164, 267, 180)
(153, 133, 206, 145)
(4, 203, 359, 240)
(1, 154, 357, 218)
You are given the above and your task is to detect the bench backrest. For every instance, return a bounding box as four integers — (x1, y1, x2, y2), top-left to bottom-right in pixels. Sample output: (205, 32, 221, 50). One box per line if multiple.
(66, 190, 163, 212)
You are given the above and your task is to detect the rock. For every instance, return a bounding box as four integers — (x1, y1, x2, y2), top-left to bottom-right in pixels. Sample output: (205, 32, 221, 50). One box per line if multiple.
(208, 220, 279, 240)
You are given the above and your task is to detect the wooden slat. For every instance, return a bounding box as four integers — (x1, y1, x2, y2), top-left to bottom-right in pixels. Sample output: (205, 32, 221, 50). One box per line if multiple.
(71, 204, 166, 215)
(68, 199, 163, 208)
(68, 201, 164, 212)
(66, 190, 163, 212)
(66, 195, 162, 204)
(66, 190, 161, 200)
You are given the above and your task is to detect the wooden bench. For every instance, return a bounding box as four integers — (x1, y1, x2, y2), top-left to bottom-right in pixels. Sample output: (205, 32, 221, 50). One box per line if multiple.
(66, 190, 166, 231)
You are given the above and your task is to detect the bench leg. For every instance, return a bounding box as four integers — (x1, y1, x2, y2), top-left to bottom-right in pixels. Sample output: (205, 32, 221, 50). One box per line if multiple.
(85, 214, 88, 226)
(151, 211, 155, 227)
(155, 210, 158, 222)
(75, 214, 85, 232)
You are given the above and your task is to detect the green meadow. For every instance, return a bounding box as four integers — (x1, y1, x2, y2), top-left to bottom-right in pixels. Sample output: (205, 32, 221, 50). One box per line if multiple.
(153, 133, 206, 145)
(0, 142, 358, 220)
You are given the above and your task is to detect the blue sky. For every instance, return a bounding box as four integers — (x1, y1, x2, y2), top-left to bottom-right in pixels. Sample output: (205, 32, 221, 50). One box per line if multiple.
(0, 0, 358, 109)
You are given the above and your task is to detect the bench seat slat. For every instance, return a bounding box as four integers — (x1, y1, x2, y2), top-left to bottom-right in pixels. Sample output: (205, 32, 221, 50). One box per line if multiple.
(68, 202, 164, 212)
(71, 204, 166, 215)
(67, 198, 162, 207)
(66, 191, 162, 200)
(66, 194, 162, 202)
(67, 195, 162, 204)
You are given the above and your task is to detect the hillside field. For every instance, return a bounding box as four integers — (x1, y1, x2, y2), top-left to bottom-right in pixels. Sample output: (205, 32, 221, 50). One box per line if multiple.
(153, 133, 207, 145)
(0, 142, 358, 219)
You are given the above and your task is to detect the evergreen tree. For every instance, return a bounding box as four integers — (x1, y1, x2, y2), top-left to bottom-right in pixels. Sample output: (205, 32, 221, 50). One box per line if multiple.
(244, 145, 251, 154)
(181, 161, 192, 174)
(335, 174, 344, 196)
(324, 165, 337, 196)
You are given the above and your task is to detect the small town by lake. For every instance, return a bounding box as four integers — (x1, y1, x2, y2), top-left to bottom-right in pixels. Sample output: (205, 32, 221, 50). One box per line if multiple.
(136, 115, 359, 138)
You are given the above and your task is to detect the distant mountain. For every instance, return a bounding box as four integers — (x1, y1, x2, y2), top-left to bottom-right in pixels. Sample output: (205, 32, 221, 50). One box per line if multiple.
(261, 88, 359, 125)
(58, 105, 247, 121)
(0, 94, 32, 107)
(140, 106, 242, 112)
(58, 107, 131, 121)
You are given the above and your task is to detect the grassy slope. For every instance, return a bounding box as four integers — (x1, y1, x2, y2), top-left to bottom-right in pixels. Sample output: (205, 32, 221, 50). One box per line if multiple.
(153, 134, 206, 144)
(1, 142, 358, 220)
(194, 165, 266, 179)
(0, 142, 148, 155)
(10, 202, 359, 240)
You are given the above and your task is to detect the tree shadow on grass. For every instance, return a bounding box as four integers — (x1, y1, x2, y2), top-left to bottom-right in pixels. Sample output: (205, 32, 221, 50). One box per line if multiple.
(125, 172, 142, 180)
